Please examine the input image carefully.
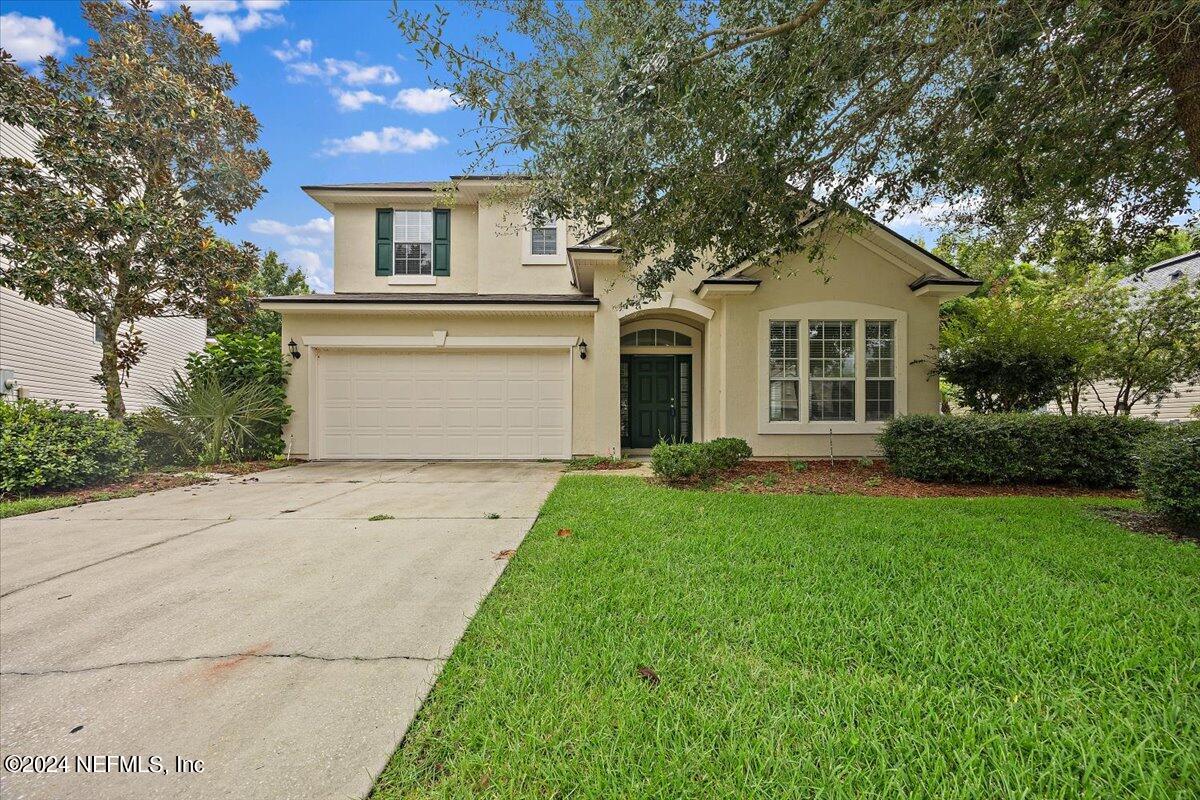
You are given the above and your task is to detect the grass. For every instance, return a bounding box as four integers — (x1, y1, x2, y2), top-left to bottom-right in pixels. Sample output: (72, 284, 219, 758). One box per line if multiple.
(372, 476, 1199, 799)
(0, 488, 140, 519)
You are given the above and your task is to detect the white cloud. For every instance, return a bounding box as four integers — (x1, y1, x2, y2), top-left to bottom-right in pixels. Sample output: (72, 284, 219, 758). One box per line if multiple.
(282, 248, 330, 292)
(199, 6, 284, 43)
(323, 58, 400, 86)
(270, 37, 312, 62)
(182, 0, 242, 11)
(283, 54, 401, 86)
(320, 127, 446, 156)
(332, 88, 386, 112)
(242, 0, 288, 9)
(0, 12, 79, 65)
(249, 216, 333, 247)
(392, 87, 456, 114)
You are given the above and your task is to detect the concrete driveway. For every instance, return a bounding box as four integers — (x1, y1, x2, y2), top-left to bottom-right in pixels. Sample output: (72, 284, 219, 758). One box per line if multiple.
(0, 461, 561, 800)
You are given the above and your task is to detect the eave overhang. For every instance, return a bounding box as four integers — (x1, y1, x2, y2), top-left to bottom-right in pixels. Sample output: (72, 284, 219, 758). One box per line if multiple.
(262, 293, 600, 316)
(695, 277, 762, 299)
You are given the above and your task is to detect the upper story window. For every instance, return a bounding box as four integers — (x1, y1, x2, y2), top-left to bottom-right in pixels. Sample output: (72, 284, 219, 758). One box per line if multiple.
(530, 221, 558, 255)
(393, 210, 433, 275)
(523, 215, 566, 264)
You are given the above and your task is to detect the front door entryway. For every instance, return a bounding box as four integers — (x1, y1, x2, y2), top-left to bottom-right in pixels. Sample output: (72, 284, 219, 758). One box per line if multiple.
(622, 355, 692, 448)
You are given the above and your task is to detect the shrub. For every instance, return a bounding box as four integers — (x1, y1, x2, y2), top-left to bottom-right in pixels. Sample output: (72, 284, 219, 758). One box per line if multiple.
(707, 437, 753, 470)
(878, 413, 1157, 487)
(139, 372, 287, 465)
(651, 438, 752, 482)
(1138, 426, 1200, 525)
(184, 332, 291, 459)
(0, 399, 141, 495)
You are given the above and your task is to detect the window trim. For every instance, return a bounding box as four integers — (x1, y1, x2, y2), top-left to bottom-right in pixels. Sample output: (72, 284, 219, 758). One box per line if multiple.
(521, 216, 567, 265)
(756, 302, 907, 434)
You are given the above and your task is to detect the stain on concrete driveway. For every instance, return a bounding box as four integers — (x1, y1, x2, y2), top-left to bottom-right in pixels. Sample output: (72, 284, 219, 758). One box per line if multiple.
(0, 461, 560, 800)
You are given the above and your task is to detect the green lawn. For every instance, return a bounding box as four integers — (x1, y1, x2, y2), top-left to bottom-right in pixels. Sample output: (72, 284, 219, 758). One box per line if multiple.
(0, 490, 137, 518)
(372, 476, 1199, 799)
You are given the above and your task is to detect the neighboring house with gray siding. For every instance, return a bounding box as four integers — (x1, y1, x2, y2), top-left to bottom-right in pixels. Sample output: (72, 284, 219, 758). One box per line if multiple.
(0, 121, 207, 413)
(1077, 250, 1200, 421)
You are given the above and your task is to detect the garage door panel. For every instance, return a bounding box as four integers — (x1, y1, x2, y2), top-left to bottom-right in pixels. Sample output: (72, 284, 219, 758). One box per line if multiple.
(318, 350, 568, 459)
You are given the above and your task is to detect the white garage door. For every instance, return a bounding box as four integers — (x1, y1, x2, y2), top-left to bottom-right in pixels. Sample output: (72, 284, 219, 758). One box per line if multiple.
(316, 349, 570, 459)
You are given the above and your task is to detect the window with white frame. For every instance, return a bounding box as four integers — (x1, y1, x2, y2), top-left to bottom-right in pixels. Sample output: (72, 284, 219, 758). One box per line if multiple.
(768, 321, 800, 421)
(530, 219, 558, 255)
(393, 210, 433, 275)
(865, 320, 895, 421)
(808, 320, 855, 422)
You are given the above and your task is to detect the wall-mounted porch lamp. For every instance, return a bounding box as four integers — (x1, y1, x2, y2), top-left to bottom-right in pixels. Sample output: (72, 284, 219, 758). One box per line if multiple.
(578, 340, 588, 360)
(287, 339, 301, 360)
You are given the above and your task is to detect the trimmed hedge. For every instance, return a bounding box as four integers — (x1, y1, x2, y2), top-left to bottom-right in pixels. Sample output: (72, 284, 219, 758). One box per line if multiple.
(651, 437, 752, 482)
(877, 413, 1157, 488)
(1138, 425, 1200, 525)
(0, 399, 142, 495)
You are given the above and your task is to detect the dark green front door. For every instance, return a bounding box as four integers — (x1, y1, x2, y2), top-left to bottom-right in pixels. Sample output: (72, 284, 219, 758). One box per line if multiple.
(624, 355, 690, 448)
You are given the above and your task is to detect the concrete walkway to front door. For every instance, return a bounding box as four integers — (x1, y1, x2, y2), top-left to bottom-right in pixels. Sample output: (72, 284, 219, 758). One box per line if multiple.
(0, 460, 561, 800)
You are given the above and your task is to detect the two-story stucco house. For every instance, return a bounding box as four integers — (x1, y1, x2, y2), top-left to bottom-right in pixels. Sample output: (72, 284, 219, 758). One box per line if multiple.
(263, 177, 979, 460)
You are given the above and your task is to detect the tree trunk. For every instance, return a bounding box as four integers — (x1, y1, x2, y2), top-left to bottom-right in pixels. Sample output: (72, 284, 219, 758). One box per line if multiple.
(1155, 15, 1200, 177)
(97, 323, 127, 419)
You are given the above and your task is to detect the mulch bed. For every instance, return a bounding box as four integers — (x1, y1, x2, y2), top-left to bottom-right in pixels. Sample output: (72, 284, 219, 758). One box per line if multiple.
(1089, 506, 1199, 543)
(7, 460, 305, 508)
(698, 460, 1140, 499)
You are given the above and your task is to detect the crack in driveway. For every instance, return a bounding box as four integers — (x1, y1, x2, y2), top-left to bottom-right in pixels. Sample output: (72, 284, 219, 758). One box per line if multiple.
(1, 651, 448, 677)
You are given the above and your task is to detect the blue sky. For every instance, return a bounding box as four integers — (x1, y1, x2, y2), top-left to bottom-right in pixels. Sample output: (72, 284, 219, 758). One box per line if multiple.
(1, 0, 504, 291)
(12, 1, 1164, 292)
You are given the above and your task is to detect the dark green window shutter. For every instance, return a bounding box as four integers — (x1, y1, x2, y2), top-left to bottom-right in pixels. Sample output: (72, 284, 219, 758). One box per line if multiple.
(432, 208, 451, 276)
(375, 208, 393, 276)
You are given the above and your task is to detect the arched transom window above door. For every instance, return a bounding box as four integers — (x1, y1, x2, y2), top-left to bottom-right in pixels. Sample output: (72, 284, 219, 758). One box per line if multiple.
(620, 328, 692, 347)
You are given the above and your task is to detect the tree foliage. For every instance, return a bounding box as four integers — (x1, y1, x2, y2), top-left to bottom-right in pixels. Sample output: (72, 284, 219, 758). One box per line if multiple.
(209, 250, 312, 338)
(394, 0, 1199, 299)
(0, 0, 268, 417)
(933, 226, 1200, 415)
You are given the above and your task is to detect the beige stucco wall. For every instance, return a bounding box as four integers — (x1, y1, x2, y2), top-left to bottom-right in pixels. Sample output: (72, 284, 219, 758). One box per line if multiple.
(279, 311, 596, 458)
(287, 189, 947, 460)
(330, 198, 579, 296)
(594, 232, 942, 457)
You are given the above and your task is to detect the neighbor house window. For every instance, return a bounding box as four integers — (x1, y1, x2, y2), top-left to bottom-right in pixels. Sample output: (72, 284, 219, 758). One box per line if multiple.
(393, 210, 433, 275)
(530, 220, 558, 255)
(865, 321, 895, 421)
(768, 321, 800, 421)
(809, 320, 855, 421)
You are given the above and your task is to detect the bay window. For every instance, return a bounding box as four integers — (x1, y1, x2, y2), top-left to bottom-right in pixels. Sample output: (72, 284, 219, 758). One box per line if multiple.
(865, 321, 895, 421)
(761, 309, 904, 430)
(768, 321, 800, 421)
(808, 320, 855, 421)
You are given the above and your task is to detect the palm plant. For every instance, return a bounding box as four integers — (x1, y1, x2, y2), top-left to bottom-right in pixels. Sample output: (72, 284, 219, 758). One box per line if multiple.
(141, 371, 283, 465)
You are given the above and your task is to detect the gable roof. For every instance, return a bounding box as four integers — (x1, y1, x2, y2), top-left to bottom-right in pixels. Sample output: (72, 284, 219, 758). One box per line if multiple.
(1121, 251, 1199, 291)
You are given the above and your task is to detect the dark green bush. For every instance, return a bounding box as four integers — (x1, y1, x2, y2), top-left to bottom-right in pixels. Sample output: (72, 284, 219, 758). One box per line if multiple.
(651, 437, 752, 482)
(878, 413, 1157, 487)
(0, 399, 141, 495)
(707, 437, 754, 470)
(1138, 425, 1200, 525)
(178, 332, 292, 460)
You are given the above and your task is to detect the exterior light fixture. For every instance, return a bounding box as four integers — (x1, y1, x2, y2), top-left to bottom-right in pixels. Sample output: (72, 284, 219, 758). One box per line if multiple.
(579, 340, 588, 360)
(288, 339, 301, 360)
